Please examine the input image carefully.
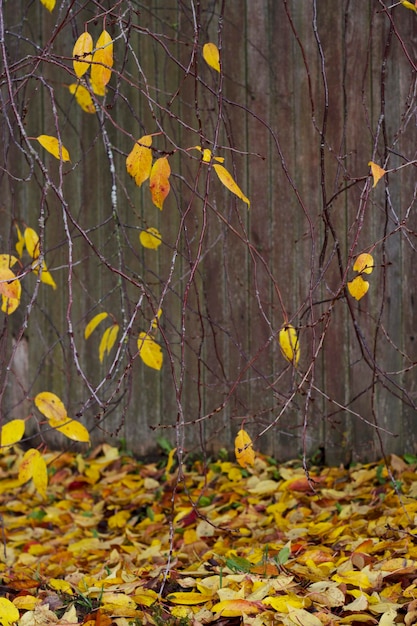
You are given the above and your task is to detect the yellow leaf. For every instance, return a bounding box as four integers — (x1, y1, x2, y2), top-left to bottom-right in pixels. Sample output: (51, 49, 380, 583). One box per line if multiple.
(368, 161, 386, 187)
(1, 292, 20, 315)
(137, 331, 163, 370)
(37, 135, 70, 162)
(0, 254, 18, 269)
(353, 253, 374, 275)
(140, 227, 162, 250)
(213, 164, 250, 207)
(401, 0, 417, 12)
(15, 224, 25, 257)
(203, 42, 220, 72)
(149, 157, 171, 210)
(151, 308, 162, 329)
(126, 135, 153, 187)
(0, 268, 20, 300)
(32, 452, 48, 499)
(85, 312, 108, 339)
(49, 579, 73, 595)
(165, 447, 177, 474)
(98, 324, 119, 362)
(0, 597, 19, 626)
(132, 589, 158, 607)
(264, 594, 304, 613)
(68, 83, 95, 114)
(167, 592, 214, 606)
(234, 429, 255, 468)
(348, 275, 369, 300)
(278, 324, 300, 365)
(211, 599, 260, 617)
(32, 259, 57, 289)
(90, 30, 113, 96)
(1, 419, 25, 448)
(39, 0, 55, 11)
(49, 417, 90, 443)
(192, 146, 224, 163)
(73, 32, 93, 78)
(34, 391, 68, 422)
(24, 227, 40, 259)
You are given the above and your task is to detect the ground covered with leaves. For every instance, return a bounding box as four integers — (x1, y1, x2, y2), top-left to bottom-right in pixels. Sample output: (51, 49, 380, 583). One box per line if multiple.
(1, 445, 417, 626)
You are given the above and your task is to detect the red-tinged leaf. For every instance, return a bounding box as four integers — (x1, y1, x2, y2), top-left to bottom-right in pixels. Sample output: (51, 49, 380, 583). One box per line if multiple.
(34, 391, 68, 422)
(213, 164, 250, 206)
(98, 324, 119, 362)
(1, 419, 25, 448)
(368, 161, 386, 187)
(211, 599, 261, 617)
(0, 268, 20, 300)
(49, 417, 90, 443)
(348, 275, 369, 300)
(39, 0, 55, 10)
(85, 312, 109, 339)
(24, 227, 40, 259)
(126, 136, 153, 187)
(37, 135, 70, 162)
(149, 157, 171, 210)
(90, 30, 113, 96)
(137, 331, 163, 370)
(73, 32, 93, 78)
(235, 428, 255, 468)
(68, 84, 95, 114)
(139, 227, 162, 250)
(203, 42, 220, 72)
(353, 253, 374, 275)
(0, 598, 19, 626)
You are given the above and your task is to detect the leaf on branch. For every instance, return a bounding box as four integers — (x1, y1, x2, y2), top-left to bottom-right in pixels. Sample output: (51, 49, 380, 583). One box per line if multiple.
(213, 164, 250, 207)
(192, 146, 224, 163)
(85, 312, 109, 339)
(39, 0, 56, 11)
(368, 161, 386, 187)
(137, 332, 163, 370)
(151, 308, 162, 329)
(126, 135, 153, 187)
(353, 253, 374, 275)
(0, 597, 20, 626)
(19, 448, 48, 499)
(37, 135, 70, 162)
(35, 391, 68, 422)
(90, 30, 113, 96)
(73, 32, 93, 78)
(401, 0, 417, 12)
(150, 157, 171, 210)
(348, 275, 369, 300)
(1, 419, 25, 448)
(15, 224, 25, 258)
(0, 254, 18, 269)
(0, 268, 20, 300)
(32, 259, 57, 289)
(99, 324, 119, 362)
(235, 429, 255, 468)
(278, 324, 300, 366)
(24, 227, 40, 259)
(49, 417, 90, 443)
(68, 84, 95, 113)
(140, 227, 162, 250)
(203, 42, 220, 72)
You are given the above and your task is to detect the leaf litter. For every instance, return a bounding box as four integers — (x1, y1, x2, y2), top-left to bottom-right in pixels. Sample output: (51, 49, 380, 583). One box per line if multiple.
(1, 445, 417, 625)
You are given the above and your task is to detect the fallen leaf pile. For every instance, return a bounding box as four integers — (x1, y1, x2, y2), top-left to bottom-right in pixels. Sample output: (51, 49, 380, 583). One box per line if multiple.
(1, 445, 417, 626)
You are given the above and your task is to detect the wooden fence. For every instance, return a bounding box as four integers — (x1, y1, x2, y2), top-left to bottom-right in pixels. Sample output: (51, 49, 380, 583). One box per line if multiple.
(1, 0, 417, 464)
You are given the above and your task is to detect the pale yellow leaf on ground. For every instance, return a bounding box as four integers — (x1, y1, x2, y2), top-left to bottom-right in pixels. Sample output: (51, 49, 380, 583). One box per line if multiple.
(68, 83, 95, 113)
(0, 597, 19, 626)
(235, 429, 255, 468)
(35, 391, 68, 422)
(368, 161, 386, 187)
(90, 30, 113, 96)
(85, 312, 108, 339)
(348, 275, 369, 300)
(149, 157, 171, 210)
(13, 595, 41, 610)
(167, 592, 213, 605)
(126, 135, 153, 187)
(203, 42, 220, 72)
(1, 419, 25, 448)
(264, 593, 304, 613)
(99, 324, 119, 362)
(353, 253, 374, 275)
(278, 324, 300, 365)
(49, 417, 90, 443)
(137, 331, 163, 370)
(73, 32, 93, 78)
(40, 0, 55, 10)
(140, 227, 162, 250)
(213, 164, 250, 206)
(287, 607, 323, 626)
(37, 135, 70, 162)
(132, 589, 158, 607)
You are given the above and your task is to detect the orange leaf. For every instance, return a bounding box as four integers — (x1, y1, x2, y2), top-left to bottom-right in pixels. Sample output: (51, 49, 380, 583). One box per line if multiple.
(73, 32, 93, 78)
(348, 275, 369, 300)
(126, 135, 153, 187)
(90, 30, 113, 96)
(212, 599, 261, 617)
(149, 157, 171, 210)
(203, 42, 220, 72)
(235, 428, 255, 468)
(368, 161, 386, 188)
(0, 268, 20, 300)
(213, 164, 250, 206)
(34, 391, 67, 422)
